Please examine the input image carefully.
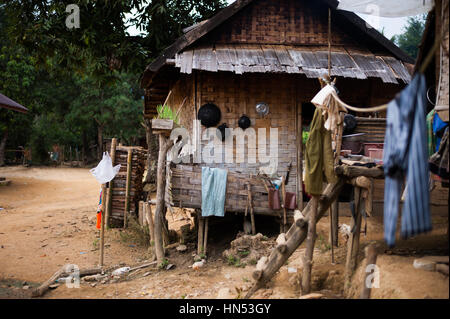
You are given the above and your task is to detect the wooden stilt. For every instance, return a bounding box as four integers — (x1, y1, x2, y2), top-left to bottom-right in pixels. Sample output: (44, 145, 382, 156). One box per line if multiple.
(360, 243, 378, 299)
(281, 176, 287, 233)
(329, 207, 335, 264)
(99, 183, 107, 267)
(301, 195, 319, 295)
(247, 183, 255, 235)
(203, 217, 209, 256)
(105, 138, 117, 228)
(197, 214, 204, 255)
(145, 202, 156, 259)
(345, 186, 363, 286)
(124, 148, 132, 228)
(153, 134, 172, 263)
(331, 200, 339, 247)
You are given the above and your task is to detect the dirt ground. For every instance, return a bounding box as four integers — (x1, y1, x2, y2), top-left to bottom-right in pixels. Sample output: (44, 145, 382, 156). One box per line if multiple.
(0, 166, 448, 299)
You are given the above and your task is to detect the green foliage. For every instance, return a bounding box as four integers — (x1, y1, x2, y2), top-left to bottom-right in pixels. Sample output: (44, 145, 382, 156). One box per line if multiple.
(158, 258, 169, 269)
(155, 104, 179, 124)
(302, 131, 310, 145)
(227, 255, 246, 268)
(0, 1, 226, 165)
(391, 15, 426, 60)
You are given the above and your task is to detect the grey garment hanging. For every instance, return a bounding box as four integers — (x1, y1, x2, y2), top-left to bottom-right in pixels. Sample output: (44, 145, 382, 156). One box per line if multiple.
(383, 74, 432, 247)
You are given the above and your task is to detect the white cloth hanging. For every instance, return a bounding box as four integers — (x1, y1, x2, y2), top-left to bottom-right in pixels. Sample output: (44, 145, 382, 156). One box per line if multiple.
(337, 0, 434, 17)
(311, 84, 347, 133)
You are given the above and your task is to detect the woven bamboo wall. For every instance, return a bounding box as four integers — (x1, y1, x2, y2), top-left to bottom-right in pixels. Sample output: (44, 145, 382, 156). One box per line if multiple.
(200, 0, 387, 55)
(109, 147, 147, 227)
(165, 71, 402, 215)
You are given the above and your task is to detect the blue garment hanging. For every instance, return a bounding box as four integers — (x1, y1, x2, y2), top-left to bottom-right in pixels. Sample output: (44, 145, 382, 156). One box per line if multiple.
(383, 74, 432, 247)
(432, 112, 449, 152)
(201, 167, 228, 217)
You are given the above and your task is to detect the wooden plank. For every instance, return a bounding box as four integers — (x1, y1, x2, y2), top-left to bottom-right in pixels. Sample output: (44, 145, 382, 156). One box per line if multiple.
(151, 119, 174, 130)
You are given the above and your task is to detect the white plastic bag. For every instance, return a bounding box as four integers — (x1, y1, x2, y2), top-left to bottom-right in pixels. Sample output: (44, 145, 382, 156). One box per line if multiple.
(90, 152, 121, 184)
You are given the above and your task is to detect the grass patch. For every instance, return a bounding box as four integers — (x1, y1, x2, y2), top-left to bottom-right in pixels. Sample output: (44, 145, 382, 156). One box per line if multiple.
(227, 255, 246, 268)
(317, 234, 331, 253)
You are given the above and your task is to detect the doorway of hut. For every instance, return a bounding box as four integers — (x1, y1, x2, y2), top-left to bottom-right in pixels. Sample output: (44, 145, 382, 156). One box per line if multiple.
(191, 210, 281, 260)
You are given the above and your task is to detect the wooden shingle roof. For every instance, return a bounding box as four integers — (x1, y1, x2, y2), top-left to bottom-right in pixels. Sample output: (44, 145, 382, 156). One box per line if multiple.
(141, 0, 414, 88)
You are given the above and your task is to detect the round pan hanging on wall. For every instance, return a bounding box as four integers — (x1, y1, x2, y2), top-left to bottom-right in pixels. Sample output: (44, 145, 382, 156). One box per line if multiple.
(238, 115, 251, 130)
(197, 103, 221, 128)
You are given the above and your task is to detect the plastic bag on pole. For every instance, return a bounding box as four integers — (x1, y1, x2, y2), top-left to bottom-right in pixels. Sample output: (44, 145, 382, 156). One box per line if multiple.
(90, 152, 121, 184)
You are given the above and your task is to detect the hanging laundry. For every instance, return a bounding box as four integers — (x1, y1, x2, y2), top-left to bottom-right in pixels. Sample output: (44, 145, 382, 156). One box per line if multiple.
(337, 0, 434, 17)
(311, 84, 347, 134)
(305, 108, 338, 196)
(383, 74, 431, 247)
(201, 167, 228, 217)
(429, 127, 449, 180)
(432, 111, 449, 152)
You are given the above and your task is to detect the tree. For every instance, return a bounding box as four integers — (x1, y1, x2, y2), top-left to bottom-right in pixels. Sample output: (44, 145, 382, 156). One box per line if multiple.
(0, 0, 227, 165)
(391, 15, 426, 60)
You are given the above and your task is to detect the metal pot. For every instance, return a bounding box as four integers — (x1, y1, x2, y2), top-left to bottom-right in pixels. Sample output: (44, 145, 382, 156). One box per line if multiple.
(342, 133, 366, 154)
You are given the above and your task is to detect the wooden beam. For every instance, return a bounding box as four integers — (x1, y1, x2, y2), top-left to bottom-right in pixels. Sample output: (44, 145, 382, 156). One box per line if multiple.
(99, 183, 107, 266)
(335, 165, 384, 179)
(301, 195, 319, 295)
(345, 187, 363, 287)
(360, 243, 378, 299)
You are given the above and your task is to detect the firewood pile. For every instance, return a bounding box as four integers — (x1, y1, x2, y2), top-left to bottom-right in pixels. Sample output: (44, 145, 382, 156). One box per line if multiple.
(109, 146, 147, 227)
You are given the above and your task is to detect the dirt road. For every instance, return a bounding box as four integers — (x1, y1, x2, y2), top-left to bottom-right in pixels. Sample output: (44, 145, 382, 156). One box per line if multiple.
(0, 166, 448, 299)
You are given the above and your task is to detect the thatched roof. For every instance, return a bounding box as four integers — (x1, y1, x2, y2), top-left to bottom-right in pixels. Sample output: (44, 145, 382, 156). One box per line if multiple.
(141, 0, 414, 88)
(174, 44, 411, 84)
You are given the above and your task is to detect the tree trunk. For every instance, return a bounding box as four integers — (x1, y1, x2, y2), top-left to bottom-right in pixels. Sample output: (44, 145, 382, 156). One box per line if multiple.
(154, 134, 171, 263)
(0, 129, 8, 167)
(97, 124, 103, 161)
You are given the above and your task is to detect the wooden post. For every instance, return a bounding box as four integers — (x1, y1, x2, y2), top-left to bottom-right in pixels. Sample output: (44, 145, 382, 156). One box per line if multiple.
(281, 176, 287, 233)
(145, 202, 156, 259)
(154, 134, 171, 263)
(124, 148, 132, 228)
(247, 183, 255, 235)
(301, 195, 319, 295)
(105, 138, 117, 228)
(296, 101, 304, 210)
(99, 183, 107, 267)
(329, 112, 344, 248)
(345, 186, 363, 285)
(360, 243, 378, 299)
(329, 207, 335, 264)
(203, 217, 209, 256)
(331, 200, 339, 247)
(197, 213, 204, 255)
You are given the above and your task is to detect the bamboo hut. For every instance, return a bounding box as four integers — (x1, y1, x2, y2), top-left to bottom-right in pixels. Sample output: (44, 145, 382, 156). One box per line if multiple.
(141, 0, 413, 227)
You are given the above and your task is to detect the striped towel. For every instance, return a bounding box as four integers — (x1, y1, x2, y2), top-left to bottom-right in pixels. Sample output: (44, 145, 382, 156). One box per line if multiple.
(383, 74, 432, 247)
